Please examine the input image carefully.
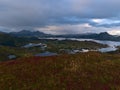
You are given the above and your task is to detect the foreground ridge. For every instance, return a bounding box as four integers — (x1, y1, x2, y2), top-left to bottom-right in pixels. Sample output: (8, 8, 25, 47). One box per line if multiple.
(0, 52, 120, 90)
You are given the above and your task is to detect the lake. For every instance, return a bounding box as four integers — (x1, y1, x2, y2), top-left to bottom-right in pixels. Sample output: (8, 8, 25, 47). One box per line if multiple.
(39, 37, 120, 52)
(35, 51, 58, 57)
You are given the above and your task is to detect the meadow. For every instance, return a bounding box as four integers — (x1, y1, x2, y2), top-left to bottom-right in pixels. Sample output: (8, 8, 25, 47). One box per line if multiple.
(0, 52, 119, 90)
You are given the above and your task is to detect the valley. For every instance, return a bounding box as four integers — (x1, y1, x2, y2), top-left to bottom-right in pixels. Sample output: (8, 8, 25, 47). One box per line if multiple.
(0, 1, 120, 89)
(0, 39, 107, 61)
(0, 30, 120, 90)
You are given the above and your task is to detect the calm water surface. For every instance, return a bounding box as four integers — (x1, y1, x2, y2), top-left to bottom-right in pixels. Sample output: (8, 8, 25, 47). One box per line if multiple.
(39, 38, 120, 52)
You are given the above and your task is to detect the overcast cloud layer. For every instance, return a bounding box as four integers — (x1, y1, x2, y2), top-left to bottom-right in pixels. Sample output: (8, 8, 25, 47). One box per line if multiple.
(0, 0, 120, 35)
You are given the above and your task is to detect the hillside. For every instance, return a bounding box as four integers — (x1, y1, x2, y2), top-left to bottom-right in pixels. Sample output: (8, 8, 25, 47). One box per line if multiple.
(0, 31, 43, 47)
(0, 39, 107, 61)
(10, 30, 51, 37)
(55, 32, 120, 41)
(7, 30, 120, 41)
(0, 52, 120, 90)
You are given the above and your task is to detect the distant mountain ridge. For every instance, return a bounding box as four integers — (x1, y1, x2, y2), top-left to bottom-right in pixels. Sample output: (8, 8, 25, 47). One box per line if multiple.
(1, 30, 120, 47)
(9, 30, 51, 37)
(54, 32, 120, 41)
(0, 31, 39, 47)
(7, 30, 120, 41)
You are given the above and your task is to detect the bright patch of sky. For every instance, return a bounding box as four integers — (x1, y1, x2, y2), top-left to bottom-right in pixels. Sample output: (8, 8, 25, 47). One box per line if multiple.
(92, 19, 120, 25)
(108, 30, 120, 35)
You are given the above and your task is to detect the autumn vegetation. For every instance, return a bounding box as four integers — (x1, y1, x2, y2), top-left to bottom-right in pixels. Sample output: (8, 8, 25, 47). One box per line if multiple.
(0, 52, 120, 90)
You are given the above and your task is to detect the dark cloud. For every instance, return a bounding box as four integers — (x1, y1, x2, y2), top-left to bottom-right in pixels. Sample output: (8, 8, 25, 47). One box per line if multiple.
(0, 0, 120, 34)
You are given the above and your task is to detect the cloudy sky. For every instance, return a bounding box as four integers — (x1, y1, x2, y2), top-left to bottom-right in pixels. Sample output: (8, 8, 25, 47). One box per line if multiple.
(0, 0, 120, 35)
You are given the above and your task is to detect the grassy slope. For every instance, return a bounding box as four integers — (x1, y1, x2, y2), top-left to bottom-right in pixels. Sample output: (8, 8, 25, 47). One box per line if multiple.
(0, 40, 107, 61)
(0, 52, 120, 90)
(41, 40, 107, 52)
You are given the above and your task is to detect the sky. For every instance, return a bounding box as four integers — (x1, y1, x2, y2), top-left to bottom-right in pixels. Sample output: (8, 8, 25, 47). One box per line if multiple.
(0, 0, 120, 35)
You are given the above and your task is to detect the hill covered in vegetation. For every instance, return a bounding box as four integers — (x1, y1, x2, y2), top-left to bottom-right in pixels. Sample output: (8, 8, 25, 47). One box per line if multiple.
(0, 32, 31, 47)
(55, 32, 120, 41)
(0, 52, 120, 90)
(0, 39, 107, 61)
(8, 30, 120, 41)
(9, 30, 51, 37)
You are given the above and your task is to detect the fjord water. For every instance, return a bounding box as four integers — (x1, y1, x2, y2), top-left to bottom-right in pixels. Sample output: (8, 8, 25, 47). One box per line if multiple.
(40, 38, 120, 52)
(74, 38, 120, 52)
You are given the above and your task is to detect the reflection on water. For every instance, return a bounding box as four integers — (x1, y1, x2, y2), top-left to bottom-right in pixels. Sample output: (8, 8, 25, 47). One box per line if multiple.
(39, 38, 120, 52)
(99, 47, 117, 53)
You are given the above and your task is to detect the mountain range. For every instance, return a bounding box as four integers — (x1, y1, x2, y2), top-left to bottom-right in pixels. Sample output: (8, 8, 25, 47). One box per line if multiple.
(1, 30, 120, 47)
(9, 30, 51, 37)
(9, 30, 116, 41)
(55, 32, 120, 41)
(0, 31, 39, 46)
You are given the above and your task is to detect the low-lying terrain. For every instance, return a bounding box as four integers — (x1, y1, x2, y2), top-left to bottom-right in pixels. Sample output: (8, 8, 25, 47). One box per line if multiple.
(0, 52, 120, 90)
(0, 31, 119, 90)
(0, 39, 107, 61)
